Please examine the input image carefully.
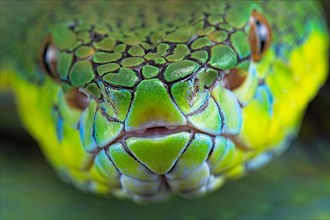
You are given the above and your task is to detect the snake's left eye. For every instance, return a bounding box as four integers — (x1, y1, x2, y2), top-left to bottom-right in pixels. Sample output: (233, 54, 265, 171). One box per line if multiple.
(40, 36, 60, 81)
(249, 10, 272, 62)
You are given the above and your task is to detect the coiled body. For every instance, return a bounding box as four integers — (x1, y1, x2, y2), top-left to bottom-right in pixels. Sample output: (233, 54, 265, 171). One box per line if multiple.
(1, 1, 328, 203)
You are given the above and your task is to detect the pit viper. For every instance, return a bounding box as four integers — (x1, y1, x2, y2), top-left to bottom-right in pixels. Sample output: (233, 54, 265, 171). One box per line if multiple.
(0, 1, 328, 203)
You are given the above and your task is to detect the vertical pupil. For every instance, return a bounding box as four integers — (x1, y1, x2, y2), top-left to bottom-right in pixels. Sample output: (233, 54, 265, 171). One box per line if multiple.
(249, 11, 271, 62)
(255, 20, 267, 54)
(45, 44, 57, 66)
(45, 44, 57, 73)
(40, 39, 59, 80)
(42, 43, 51, 74)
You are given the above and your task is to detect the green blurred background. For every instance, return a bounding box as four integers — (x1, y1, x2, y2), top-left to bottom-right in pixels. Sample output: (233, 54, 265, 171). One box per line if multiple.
(1, 2, 329, 220)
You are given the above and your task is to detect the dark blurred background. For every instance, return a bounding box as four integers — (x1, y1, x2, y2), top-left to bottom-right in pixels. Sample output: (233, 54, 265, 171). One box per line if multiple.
(0, 1, 329, 220)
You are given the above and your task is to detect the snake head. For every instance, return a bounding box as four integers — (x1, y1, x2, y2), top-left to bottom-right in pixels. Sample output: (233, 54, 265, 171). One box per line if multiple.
(34, 1, 327, 203)
(39, 15, 270, 143)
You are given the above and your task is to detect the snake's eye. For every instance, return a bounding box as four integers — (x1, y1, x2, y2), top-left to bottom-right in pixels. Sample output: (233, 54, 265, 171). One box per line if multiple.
(249, 10, 272, 62)
(40, 36, 60, 81)
(65, 88, 90, 111)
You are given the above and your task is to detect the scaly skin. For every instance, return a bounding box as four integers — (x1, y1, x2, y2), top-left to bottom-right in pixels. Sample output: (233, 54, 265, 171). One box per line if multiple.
(0, 1, 328, 203)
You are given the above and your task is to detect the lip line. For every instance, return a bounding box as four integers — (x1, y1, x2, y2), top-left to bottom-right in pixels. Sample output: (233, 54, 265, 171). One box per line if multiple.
(103, 124, 199, 149)
(82, 125, 199, 169)
(100, 123, 247, 151)
(82, 124, 249, 170)
(125, 125, 194, 137)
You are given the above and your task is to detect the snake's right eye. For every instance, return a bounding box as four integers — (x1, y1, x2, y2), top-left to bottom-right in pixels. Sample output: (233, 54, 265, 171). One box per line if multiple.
(249, 10, 272, 62)
(40, 36, 60, 81)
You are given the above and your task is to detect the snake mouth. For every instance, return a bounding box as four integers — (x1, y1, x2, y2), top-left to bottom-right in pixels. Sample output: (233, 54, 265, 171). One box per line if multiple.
(93, 124, 219, 153)
(125, 125, 193, 138)
(100, 125, 199, 149)
(98, 124, 244, 152)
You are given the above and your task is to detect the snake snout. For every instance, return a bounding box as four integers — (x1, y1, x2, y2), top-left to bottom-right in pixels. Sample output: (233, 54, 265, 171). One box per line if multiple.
(124, 79, 187, 132)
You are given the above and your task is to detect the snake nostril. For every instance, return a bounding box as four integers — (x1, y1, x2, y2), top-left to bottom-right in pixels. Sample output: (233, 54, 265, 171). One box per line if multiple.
(125, 79, 187, 132)
(221, 68, 246, 91)
(65, 88, 90, 110)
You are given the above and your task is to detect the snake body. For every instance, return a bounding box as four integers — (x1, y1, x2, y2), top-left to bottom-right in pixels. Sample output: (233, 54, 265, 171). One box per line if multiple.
(1, 1, 328, 203)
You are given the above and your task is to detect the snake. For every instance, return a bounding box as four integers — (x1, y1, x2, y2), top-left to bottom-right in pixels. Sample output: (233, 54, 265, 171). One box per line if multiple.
(0, 1, 328, 203)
